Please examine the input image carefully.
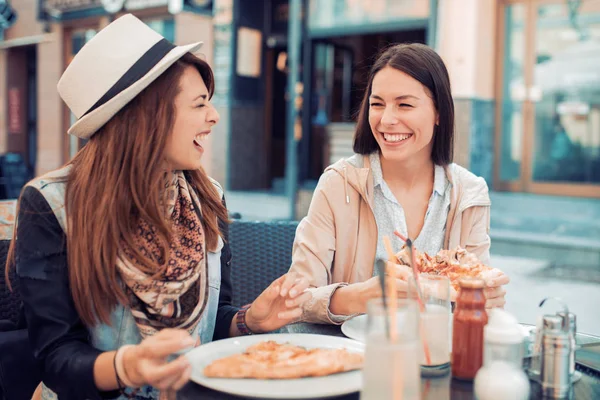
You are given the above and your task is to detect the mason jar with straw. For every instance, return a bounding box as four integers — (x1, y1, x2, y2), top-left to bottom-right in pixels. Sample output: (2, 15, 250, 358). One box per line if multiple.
(360, 296, 421, 400)
(408, 274, 452, 376)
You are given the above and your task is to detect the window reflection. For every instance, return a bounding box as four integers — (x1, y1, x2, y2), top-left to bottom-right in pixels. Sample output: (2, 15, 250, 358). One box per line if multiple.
(532, 3, 600, 184)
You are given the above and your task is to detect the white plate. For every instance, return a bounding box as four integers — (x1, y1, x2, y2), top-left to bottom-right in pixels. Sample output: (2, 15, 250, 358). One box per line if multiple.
(187, 333, 364, 399)
(342, 315, 534, 359)
(341, 314, 453, 344)
(341, 314, 368, 342)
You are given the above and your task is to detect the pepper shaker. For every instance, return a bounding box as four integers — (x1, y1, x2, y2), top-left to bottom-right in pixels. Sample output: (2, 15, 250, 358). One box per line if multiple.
(557, 311, 581, 383)
(539, 314, 573, 398)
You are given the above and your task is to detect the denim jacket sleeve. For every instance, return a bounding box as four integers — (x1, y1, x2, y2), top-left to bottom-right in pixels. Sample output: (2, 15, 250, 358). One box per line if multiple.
(15, 186, 118, 400)
(212, 196, 239, 341)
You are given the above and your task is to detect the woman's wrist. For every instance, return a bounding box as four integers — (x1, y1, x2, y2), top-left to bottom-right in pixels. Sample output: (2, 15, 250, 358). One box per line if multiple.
(239, 304, 262, 334)
(118, 345, 142, 388)
(329, 284, 362, 316)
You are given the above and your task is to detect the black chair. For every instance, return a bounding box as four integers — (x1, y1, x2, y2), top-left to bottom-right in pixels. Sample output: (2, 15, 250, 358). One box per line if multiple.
(0, 199, 20, 325)
(0, 202, 41, 400)
(0, 240, 20, 325)
(0, 153, 28, 200)
(229, 220, 299, 307)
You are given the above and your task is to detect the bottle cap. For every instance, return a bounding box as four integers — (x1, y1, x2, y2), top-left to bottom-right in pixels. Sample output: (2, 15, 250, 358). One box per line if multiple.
(458, 277, 485, 289)
(485, 309, 525, 344)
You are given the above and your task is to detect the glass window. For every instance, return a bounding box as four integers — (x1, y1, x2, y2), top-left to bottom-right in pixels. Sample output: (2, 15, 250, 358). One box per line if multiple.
(500, 4, 526, 182)
(531, 2, 600, 184)
(308, 0, 429, 30)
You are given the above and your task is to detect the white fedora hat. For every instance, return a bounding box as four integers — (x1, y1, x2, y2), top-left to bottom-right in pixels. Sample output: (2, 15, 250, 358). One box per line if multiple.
(58, 14, 203, 139)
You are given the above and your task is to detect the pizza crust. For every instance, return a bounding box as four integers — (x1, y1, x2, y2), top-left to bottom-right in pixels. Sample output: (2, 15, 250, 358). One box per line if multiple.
(203, 341, 364, 379)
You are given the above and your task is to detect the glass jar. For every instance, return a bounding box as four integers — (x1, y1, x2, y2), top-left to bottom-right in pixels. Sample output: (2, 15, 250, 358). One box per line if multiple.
(451, 278, 488, 380)
(361, 298, 421, 400)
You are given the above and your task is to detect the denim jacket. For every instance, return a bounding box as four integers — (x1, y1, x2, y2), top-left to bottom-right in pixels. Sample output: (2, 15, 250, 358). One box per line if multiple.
(15, 166, 238, 400)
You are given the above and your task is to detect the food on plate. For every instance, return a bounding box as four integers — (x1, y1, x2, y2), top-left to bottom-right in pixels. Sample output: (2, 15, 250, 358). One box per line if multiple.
(394, 246, 503, 295)
(203, 340, 364, 379)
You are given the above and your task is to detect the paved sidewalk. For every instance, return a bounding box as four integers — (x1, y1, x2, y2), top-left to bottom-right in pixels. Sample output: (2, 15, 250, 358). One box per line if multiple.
(489, 192, 600, 268)
(226, 191, 290, 221)
(490, 255, 600, 336)
(225, 189, 600, 268)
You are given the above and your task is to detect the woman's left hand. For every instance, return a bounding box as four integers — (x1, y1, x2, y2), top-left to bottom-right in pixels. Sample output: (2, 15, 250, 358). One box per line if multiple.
(244, 272, 312, 333)
(484, 271, 510, 309)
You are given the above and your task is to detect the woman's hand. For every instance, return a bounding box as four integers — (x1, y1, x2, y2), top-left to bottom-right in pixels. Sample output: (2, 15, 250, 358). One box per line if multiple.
(121, 329, 195, 391)
(330, 263, 411, 316)
(484, 271, 510, 309)
(245, 271, 312, 333)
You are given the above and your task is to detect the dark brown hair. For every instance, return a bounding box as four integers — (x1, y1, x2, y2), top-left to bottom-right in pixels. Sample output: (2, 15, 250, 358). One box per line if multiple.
(353, 43, 454, 165)
(6, 53, 228, 327)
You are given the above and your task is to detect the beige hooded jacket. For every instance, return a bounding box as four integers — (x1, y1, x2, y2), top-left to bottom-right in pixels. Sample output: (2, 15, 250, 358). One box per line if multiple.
(289, 154, 492, 324)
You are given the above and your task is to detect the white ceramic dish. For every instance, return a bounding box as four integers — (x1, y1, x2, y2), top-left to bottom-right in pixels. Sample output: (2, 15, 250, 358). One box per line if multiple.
(187, 333, 364, 399)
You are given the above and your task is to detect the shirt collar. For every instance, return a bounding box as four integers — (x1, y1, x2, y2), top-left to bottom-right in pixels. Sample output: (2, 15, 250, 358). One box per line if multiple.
(369, 152, 384, 188)
(370, 152, 448, 195)
(433, 164, 449, 195)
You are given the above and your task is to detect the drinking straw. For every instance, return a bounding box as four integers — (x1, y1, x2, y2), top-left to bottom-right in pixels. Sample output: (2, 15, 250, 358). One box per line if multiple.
(375, 259, 391, 341)
(382, 235, 399, 343)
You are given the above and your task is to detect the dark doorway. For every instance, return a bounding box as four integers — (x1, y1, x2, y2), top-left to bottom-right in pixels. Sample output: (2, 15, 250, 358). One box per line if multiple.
(266, 46, 290, 192)
(301, 28, 427, 182)
(5, 45, 37, 176)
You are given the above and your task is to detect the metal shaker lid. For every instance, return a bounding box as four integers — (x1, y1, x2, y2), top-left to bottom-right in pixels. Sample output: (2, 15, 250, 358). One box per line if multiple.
(542, 315, 564, 332)
(557, 311, 577, 334)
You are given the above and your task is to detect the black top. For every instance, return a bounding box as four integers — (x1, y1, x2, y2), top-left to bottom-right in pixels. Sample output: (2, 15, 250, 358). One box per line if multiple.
(15, 186, 238, 400)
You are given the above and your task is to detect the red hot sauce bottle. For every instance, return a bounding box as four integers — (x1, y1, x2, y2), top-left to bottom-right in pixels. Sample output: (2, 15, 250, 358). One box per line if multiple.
(451, 278, 488, 380)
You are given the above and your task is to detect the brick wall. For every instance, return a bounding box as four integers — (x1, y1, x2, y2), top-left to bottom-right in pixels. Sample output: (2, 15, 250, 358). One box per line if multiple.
(1, 0, 57, 174)
(211, 0, 235, 189)
(175, 12, 217, 178)
(210, 105, 230, 187)
(4, 0, 45, 40)
(454, 99, 472, 169)
(0, 51, 7, 154)
(36, 24, 64, 175)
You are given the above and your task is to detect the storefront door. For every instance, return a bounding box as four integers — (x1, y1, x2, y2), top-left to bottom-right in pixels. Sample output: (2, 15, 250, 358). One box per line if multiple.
(497, 0, 600, 198)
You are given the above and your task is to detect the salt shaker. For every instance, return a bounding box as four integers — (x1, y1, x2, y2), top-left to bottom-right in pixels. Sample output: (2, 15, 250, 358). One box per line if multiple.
(539, 314, 573, 398)
(474, 309, 530, 400)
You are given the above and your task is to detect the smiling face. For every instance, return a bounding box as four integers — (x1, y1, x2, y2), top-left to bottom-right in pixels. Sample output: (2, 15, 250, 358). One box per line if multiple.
(368, 66, 438, 164)
(164, 66, 219, 171)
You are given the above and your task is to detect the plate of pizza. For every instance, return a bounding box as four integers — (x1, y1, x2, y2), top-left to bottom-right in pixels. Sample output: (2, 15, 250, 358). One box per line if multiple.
(187, 333, 364, 398)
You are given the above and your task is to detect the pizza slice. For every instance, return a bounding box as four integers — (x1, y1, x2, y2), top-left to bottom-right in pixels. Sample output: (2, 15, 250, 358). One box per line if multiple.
(395, 246, 503, 294)
(203, 341, 364, 379)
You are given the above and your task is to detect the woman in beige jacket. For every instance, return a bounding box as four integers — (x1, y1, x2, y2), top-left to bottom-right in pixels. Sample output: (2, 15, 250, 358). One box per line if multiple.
(286, 43, 509, 324)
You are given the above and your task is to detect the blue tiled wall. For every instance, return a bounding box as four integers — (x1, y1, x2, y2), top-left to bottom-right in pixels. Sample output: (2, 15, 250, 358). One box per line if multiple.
(469, 99, 495, 188)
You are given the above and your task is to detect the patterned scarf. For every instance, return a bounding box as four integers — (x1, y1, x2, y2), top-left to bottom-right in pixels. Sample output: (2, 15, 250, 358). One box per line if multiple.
(116, 171, 208, 339)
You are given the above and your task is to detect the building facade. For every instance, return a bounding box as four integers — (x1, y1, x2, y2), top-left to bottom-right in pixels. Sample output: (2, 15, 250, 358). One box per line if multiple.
(0, 0, 214, 181)
(1, 0, 599, 203)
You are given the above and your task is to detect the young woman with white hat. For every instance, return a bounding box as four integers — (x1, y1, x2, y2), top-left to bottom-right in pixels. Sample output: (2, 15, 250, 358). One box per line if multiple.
(6, 14, 310, 399)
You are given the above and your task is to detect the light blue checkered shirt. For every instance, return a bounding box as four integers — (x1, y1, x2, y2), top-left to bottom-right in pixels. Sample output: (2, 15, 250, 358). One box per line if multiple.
(370, 152, 451, 272)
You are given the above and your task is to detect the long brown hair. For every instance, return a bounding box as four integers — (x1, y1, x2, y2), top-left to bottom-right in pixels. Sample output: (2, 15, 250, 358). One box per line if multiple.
(353, 43, 455, 165)
(6, 53, 228, 327)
